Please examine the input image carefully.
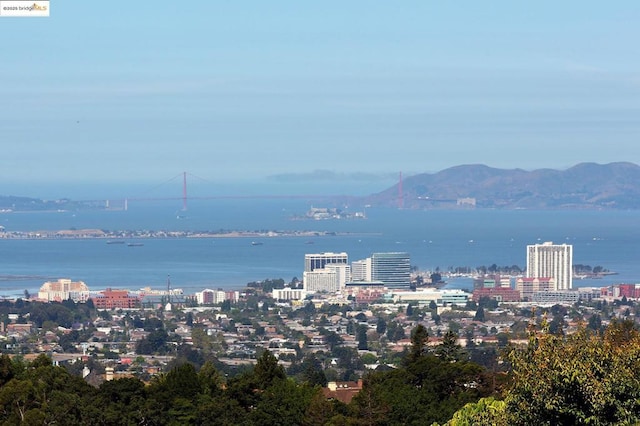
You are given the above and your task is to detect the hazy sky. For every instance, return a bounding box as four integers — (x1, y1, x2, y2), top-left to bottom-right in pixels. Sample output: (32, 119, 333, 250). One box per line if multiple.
(2, 2, 640, 196)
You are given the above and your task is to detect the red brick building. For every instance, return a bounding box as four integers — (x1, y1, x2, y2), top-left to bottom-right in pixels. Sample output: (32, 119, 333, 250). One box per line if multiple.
(601, 284, 640, 299)
(91, 288, 141, 309)
(472, 287, 521, 302)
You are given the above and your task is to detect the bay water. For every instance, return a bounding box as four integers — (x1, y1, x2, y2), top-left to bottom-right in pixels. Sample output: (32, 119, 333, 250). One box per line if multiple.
(1, 198, 639, 297)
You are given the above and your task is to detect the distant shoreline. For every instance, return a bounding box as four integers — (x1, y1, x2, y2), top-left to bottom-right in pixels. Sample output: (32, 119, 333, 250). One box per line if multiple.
(0, 229, 381, 240)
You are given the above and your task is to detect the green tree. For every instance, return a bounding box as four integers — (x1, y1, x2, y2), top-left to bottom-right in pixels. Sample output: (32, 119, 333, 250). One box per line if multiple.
(0, 356, 93, 424)
(304, 390, 348, 426)
(357, 324, 369, 350)
(249, 379, 317, 425)
(198, 361, 224, 397)
(319, 328, 343, 351)
(435, 330, 464, 362)
(376, 317, 387, 335)
(587, 314, 603, 333)
(254, 350, 286, 389)
(197, 391, 245, 425)
(90, 377, 147, 424)
(136, 329, 170, 354)
(386, 321, 406, 342)
(352, 348, 490, 425)
(0, 354, 18, 386)
(444, 397, 507, 426)
(406, 324, 429, 364)
(504, 319, 640, 425)
(227, 349, 287, 411)
(300, 354, 327, 387)
(165, 363, 202, 399)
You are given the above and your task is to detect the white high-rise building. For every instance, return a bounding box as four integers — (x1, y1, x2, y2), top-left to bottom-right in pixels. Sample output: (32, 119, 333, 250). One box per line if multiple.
(526, 242, 573, 290)
(303, 269, 339, 293)
(351, 258, 372, 282)
(304, 252, 348, 272)
(325, 264, 351, 291)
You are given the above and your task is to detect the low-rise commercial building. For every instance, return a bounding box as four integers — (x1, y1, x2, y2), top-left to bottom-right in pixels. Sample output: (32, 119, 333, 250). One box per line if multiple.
(91, 288, 141, 309)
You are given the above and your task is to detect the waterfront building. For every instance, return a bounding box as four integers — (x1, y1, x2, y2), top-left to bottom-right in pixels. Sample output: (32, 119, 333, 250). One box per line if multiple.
(371, 252, 411, 289)
(526, 242, 573, 290)
(304, 252, 348, 272)
(38, 278, 90, 303)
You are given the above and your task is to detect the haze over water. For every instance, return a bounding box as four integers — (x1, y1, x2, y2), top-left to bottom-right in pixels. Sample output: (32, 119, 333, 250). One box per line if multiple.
(1, 197, 638, 297)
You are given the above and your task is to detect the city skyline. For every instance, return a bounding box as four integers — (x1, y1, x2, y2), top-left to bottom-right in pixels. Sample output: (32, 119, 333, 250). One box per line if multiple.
(2, 2, 640, 195)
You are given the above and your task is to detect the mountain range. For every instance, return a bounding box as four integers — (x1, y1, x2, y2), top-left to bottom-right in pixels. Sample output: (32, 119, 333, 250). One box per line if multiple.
(366, 162, 640, 209)
(2, 162, 640, 211)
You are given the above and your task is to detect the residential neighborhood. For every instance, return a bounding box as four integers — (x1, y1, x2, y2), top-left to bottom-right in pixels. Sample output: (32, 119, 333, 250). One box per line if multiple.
(1, 274, 635, 391)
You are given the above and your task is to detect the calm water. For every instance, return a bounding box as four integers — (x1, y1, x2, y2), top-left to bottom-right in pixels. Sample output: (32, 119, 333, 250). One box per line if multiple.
(1, 200, 639, 296)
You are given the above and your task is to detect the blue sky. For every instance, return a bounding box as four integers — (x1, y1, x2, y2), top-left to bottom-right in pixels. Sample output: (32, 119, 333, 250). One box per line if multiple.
(2, 2, 640, 197)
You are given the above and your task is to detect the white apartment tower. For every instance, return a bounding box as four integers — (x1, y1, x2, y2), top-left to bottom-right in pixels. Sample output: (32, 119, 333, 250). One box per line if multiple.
(526, 242, 573, 290)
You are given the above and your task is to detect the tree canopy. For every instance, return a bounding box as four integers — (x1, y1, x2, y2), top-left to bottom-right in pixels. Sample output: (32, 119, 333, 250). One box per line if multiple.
(3, 320, 639, 425)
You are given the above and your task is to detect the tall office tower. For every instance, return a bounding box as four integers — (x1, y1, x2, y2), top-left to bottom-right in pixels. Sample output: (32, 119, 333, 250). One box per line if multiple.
(371, 252, 411, 289)
(526, 242, 573, 290)
(304, 252, 348, 272)
(351, 258, 372, 282)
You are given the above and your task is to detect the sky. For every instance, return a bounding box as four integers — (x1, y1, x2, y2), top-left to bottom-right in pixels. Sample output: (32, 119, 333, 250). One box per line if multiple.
(2, 2, 640, 197)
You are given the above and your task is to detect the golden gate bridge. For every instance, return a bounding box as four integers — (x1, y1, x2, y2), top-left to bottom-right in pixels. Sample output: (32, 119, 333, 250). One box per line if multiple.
(83, 172, 358, 212)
